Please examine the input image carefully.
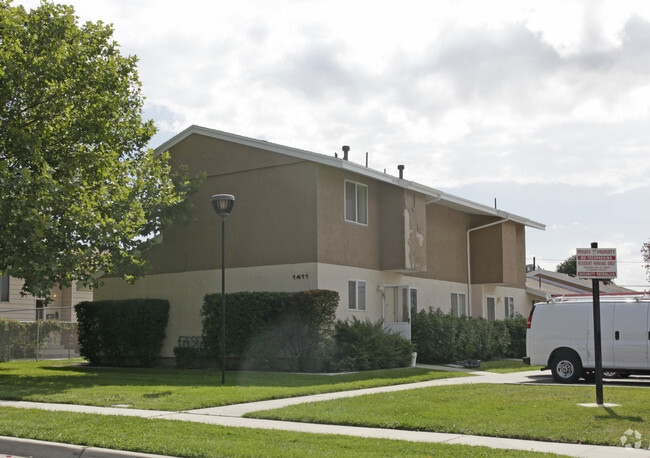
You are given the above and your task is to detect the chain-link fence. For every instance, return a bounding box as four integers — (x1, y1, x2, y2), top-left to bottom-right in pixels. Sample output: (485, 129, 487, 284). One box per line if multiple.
(0, 306, 80, 361)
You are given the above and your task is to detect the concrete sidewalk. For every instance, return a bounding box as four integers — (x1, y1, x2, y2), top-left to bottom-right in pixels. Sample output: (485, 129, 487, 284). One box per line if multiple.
(1, 367, 648, 457)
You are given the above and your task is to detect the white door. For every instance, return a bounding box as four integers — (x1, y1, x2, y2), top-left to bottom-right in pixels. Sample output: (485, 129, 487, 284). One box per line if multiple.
(381, 285, 411, 339)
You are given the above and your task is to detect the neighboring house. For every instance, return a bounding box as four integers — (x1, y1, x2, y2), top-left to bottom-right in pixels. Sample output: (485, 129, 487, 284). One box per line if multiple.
(0, 274, 92, 322)
(95, 125, 545, 358)
(525, 267, 638, 305)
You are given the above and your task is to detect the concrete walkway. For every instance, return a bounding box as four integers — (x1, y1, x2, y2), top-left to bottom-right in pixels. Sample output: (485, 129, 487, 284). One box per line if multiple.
(1, 366, 649, 458)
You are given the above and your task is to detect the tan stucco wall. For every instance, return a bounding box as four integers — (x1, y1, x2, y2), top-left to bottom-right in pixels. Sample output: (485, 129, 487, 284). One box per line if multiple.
(313, 166, 427, 273)
(93, 131, 535, 357)
(470, 222, 504, 284)
(315, 165, 381, 270)
(145, 135, 319, 274)
(423, 205, 470, 283)
(376, 187, 427, 273)
(470, 220, 526, 287)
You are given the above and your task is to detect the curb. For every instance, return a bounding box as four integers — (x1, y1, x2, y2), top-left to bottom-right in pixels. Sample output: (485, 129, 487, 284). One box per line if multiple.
(0, 436, 175, 458)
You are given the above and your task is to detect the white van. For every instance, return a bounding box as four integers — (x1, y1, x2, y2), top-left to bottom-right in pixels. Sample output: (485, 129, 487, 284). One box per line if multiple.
(524, 294, 650, 383)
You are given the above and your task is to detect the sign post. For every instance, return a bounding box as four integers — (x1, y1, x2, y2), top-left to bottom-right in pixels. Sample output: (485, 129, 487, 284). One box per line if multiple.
(576, 243, 617, 406)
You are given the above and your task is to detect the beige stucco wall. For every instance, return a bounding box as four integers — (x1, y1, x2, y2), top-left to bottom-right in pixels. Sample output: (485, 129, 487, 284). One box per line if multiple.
(95, 263, 321, 357)
(478, 284, 532, 319)
(96, 260, 534, 357)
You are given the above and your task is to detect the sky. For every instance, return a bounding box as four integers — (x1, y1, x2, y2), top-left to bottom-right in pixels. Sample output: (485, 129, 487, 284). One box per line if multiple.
(15, 0, 650, 289)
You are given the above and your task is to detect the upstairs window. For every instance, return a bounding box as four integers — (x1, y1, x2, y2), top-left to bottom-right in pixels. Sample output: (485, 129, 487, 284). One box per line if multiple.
(345, 180, 368, 225)
(348, 280, 366, 311)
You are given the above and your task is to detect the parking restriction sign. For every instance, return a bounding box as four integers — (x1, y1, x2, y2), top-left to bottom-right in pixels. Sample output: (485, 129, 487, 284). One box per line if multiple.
(576, 247, 617, 279)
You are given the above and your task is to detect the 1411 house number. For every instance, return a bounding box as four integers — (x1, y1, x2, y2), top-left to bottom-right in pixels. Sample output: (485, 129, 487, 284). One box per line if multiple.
(292, 274, 309, 280)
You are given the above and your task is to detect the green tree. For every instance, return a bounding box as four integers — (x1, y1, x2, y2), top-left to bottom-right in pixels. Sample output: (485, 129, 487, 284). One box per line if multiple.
(556, 255, 577, 276)
(0, 1, 199, 299)
(641, 242, 650, 281)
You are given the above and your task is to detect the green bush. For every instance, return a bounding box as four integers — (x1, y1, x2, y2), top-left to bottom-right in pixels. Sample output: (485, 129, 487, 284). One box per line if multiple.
(329, 318, 413, 372)
(173, 346, 203, 369)
(411, 308, 512, 364)
(503, 314, 527, 358)
(75, 299, 169, 367)
(201, 290, 339, 371)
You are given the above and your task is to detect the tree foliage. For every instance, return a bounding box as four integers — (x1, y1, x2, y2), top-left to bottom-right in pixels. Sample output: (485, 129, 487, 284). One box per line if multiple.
(556, 255, 577, 276)
(0, 1, 199, 298)
(641, 242, 650, 281)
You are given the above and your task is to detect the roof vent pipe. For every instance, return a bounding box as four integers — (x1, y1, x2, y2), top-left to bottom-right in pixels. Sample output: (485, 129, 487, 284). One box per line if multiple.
(342, 145, 350, 161)
(398, 164, 404, 179)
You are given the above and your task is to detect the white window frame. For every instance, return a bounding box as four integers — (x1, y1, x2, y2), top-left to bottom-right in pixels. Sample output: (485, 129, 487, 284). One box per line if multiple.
(504, 296, 515, 318)
(486, 295, 497, 321)
(344, 180, 368, 225)
(451, 292, 466, 317)
(348, 280, 366, 311)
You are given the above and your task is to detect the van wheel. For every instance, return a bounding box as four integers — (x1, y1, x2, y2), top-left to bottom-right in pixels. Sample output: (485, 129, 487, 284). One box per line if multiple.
(550, 351, 583, 383)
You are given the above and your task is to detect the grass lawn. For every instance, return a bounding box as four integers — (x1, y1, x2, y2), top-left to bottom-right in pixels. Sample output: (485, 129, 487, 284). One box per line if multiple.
(0, 407, 564, 457)
(0, 359, 468, 410)
(249, 383, 650, 447)
(478, 360, 543, 373)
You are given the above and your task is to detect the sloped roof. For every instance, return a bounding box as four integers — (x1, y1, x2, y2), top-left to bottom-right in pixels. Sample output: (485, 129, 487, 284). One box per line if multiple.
(156, 125, 545, 230)
(526, 268, 637, 299)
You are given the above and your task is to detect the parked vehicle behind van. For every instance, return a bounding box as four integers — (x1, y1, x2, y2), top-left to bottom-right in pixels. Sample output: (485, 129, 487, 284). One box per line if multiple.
(524, 294, 650, 383)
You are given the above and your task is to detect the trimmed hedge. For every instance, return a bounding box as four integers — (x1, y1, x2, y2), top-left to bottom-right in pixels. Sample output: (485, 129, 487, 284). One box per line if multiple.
(173, 346, 203, 369)
(412, 308, 525, 364)
(329, 318, 413, 371)
(75, 299, 169, 367)
(503, 314, 527, 358)
(201, 290, 339, 371)
(0, 319, 76, 362)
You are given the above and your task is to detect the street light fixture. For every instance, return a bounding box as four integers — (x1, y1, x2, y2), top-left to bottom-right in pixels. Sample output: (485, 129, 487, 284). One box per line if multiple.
(211, 194, 235, 385)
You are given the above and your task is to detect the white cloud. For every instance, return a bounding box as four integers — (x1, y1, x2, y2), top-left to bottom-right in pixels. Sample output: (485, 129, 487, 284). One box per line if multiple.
(13, 0, 650, 288)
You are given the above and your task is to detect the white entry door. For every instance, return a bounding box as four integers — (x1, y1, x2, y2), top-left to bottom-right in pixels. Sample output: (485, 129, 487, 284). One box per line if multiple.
(382, 285, 411, 339)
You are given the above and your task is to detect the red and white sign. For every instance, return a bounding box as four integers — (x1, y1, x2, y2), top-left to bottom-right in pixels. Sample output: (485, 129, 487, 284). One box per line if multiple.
(576, 248, 617, 279)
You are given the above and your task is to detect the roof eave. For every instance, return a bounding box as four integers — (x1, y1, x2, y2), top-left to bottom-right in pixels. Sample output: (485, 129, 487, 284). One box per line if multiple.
(156, 125, 546, 231)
